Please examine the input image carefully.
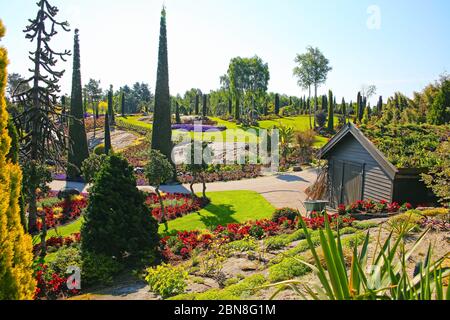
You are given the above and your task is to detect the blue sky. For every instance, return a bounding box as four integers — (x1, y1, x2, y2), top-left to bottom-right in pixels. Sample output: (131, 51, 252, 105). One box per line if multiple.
(1, 0, 449, 105)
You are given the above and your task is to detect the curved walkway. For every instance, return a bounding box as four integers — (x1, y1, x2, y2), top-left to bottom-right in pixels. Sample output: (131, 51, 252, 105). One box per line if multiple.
(49, 169, 319, 212)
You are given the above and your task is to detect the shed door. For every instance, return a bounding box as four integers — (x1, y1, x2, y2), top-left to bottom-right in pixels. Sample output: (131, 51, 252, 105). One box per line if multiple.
(331, 159, 364, 206)
(342, 162, 364, 205)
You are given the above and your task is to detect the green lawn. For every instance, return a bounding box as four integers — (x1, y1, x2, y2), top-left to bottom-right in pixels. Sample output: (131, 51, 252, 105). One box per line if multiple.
(35, 191, 275, 242)
(118, 115, 331, 146)
(163, 190, 275, 233)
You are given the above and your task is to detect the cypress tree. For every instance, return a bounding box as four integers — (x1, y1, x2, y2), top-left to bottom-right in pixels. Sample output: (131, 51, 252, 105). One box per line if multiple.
(228, 97, 232, 115)
(202, 94, 207, 117)
(195, 94, 199, 115)
(327, 90, 334, 131)
(341, 97, 347, 124)
(275, 94, 280, 115)
(175, 101, 181, 123)
(104, 112, 111, 155)
(67, 29, 89, 180)
(108, 86, 115, 125)
(362, 106, 370, 124)
(121, 91, 125, 117)
(61, 95, 66, 124)
(0, 19, 36, 299)
(356, 92, 362, 123)
(377, 95, 383, 115)
(151, 7, 173, 164)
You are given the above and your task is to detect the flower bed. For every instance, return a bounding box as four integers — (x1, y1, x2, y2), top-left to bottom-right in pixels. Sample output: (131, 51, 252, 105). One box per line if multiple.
(36, 194, 88, 231)
(145, 193, 208, 223)
(34, 263, 80, 300)
(338, 200, 413, 219)
(172, 124, 227, 132)
(160, 211, 354, 261)
(33, 233, 81, 255)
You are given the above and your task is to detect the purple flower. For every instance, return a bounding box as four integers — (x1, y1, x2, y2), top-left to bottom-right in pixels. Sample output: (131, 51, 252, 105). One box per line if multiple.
(172, 124, 226, 132)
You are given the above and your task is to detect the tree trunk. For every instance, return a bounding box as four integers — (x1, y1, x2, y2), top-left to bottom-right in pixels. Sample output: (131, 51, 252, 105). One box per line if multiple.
(156, 187, 168, 232)
(201, 174, 207, 199)
(308, 86, 312, 130)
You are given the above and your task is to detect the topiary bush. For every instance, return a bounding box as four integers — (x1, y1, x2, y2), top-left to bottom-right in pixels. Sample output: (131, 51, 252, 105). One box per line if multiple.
(81, 251, 123, 286)
(81, 155, 160, 272)
(48, 245, 82, 275)
(271, 208, 300, 223)
(145, 263, 188, 298)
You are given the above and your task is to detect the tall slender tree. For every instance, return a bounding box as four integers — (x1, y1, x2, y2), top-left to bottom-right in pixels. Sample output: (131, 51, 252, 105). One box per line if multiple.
(67, 29, 89, 180)
(104, 112, 111, 155)
(327, 90, 334, 131)
(356, 92, 363, 123)
(195, 94, 199, 115)
(13, 0, 71, 233)
(275, 93, 280, 115)
(121, 91, 125, 117)
(108, 85, 115, 125)
(341, 97, 347, 124)
(377, 95, 383, 115)
(0, 19, 36, 299)
(175, 100, 181, 123)
(151, 7, 173, 166)
(202, 94, 207, 117)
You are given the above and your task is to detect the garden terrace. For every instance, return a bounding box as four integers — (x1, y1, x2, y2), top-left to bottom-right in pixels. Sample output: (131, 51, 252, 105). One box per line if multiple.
(359, 123, 450, 169)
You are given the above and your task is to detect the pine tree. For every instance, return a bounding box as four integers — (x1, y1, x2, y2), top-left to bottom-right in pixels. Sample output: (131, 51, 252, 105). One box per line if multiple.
(67, 29, 89, 180)
(104, 112, 111, 155)
(327, 90, 334, 131)
(81, 155, 159, 265)
(13, 0, 71, 233)
(121, 91, 125, 117)
(151, 7, 173, 164)
(275, 94, 280, 115)
(0, 19, 36, 300)
(202, 94, 207, 117)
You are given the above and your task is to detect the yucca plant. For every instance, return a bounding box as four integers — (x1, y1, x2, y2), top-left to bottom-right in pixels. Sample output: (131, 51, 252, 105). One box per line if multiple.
(268, 212, 449, 300)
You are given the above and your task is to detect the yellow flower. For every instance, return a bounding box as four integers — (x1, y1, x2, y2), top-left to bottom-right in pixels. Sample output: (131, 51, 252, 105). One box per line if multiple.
(53, 206, 63, 215)
(72, 195, 84, 202)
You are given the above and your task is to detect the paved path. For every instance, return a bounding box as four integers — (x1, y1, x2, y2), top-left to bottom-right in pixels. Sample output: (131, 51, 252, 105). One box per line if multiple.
(49, 169, 318, 212)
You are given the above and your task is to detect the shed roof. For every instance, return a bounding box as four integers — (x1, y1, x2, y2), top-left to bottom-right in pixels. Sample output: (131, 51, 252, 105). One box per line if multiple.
(318, 122, 398, 180)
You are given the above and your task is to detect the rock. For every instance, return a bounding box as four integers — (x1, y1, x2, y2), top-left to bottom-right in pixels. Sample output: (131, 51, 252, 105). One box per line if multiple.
(293, 166, 303, 172)
(240, 262, 258, 272)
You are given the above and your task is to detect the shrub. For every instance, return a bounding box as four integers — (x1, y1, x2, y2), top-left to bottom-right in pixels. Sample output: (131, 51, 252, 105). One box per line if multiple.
(170, 289, 238, 300)
(48, 245, 82, 275)
(315, 111, 327, 128)
(81, 153, 107, 183)
(264, 235, 290, 251)
(93, 144, 105, 156)
(226, 237, 257, 252)
(352, 221, 379, 230)
(81, 252, 122, 286)
(421, 208, 450, 218)
(145, 263, 188, 298)
(268, 257, 310, 282)
(271, 208, 299, 223)
(248, 225, 264, 239)
(388, 210, 424, 236)
(340, 227, 358, 235)
(223, 278, 239, 287)
(225, 274, 266, 298)
(81, 155, 160, 267)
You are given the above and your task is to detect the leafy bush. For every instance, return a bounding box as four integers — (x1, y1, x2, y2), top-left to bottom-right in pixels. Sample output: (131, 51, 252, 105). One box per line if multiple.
(81, 252, 122, 286)
(268, 257, 310, 282)
(352, 221, 380, 230)
(264, 235, 290, 251)
(421, 208, 450, 218)
(226, 237, 257, 252)
(271, 208, 300, 223)
(145, 263, 188, 298)
(48, 245, 82, 275)
(81, 153, 107, 183)
(339, 227, 358, 235)
(315, 111, 327, 128)
(93, 144, 105, 156)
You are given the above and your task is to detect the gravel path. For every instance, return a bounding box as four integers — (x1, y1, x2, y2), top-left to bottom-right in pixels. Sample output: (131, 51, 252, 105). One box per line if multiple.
(49, 169, 319, 212)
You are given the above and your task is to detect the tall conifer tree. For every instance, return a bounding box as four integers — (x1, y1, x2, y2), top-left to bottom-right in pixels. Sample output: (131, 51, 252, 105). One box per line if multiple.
(104, 112, 111, 155)
(151, 7, 173, 164)
(67, 29, 89, 179)
(327, 90, 334, 131)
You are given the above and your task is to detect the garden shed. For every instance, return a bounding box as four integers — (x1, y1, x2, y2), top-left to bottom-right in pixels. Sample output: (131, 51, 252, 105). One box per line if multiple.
(318, 122, 436, 208)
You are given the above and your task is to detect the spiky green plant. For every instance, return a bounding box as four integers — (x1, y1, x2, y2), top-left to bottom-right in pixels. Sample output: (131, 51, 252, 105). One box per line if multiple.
(267, 212, 449, 300)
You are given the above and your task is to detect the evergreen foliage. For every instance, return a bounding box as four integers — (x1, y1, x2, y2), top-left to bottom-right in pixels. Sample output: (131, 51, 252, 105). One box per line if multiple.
(275, 93, 280, 115)
(81, 155, 160, 265)
(0, 20, 36, 300)
(121, 91, 125, 117)
(151, 7, 173, 163)
(67, 29, 89, 179)
(104, 112, 112, 155)
(327, 90, 334, 131)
